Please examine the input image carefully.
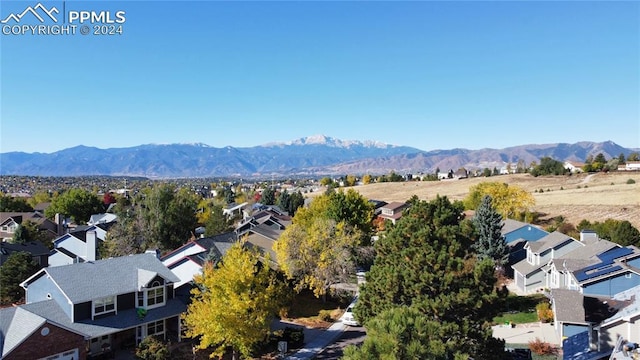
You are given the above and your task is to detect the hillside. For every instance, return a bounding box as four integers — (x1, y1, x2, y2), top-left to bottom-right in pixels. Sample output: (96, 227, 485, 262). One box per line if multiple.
(320, 172, 640, 230)
(0, 136, 636, 177)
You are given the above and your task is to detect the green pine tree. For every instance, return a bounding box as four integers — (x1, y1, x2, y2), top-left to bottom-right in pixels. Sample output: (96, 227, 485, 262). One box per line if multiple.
(473, 195, 509, 268)
(354, 196, 506, 359)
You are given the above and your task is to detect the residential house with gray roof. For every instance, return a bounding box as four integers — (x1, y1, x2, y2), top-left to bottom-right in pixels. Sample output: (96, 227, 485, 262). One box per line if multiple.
(551, 288, 629, 358)
(0, 240, 49, 267)
(545, 236, 620, 291)
(161, 232, 236, 289)
(0, 253, 186, 359)
(0, 212, 62, 242)
(511, 231, 583, 294)
(48, 224, 110, 267)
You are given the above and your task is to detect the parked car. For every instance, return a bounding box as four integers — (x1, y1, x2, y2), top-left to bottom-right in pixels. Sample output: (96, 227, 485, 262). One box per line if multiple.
(340, 297, 360, 326)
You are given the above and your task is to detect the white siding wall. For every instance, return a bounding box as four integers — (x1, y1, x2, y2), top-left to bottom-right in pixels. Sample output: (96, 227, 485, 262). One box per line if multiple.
(161, 244, 205, 267)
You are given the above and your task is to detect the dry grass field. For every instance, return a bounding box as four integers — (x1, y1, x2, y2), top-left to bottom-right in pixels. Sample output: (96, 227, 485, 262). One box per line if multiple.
(312, 172, 640, 230)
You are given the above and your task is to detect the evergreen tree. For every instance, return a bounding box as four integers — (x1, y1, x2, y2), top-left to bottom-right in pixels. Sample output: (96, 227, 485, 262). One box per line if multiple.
(473, 195, 509, 268)
(276, 190, 291, 212)
(261, 187, 276, 205)
(0, 251, 40, 304)
(287, 191, 305, 215)
(355, 196, 506, 359)
(11, 225, 27, 244)
(204, 204, 233, 237)
(618, 153, 626, 165)
(344, 306, 504, 360)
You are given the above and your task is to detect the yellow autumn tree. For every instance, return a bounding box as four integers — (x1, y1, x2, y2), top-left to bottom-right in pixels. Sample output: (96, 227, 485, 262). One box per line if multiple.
(274, 193, 365, 299)
(182, 242, 285, 359)
(362, 174, 372, 185)
(464, 182, 535, 219)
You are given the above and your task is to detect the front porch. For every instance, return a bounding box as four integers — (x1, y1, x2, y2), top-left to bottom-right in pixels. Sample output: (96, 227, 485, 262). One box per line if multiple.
(87, 315, 182, 360)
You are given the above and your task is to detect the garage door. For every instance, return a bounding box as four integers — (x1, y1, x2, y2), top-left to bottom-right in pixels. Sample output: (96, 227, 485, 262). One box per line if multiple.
(38, 348, 79, 360)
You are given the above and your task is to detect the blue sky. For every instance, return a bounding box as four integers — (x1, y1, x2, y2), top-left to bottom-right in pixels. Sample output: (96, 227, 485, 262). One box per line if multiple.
(1, 1, 638, 153)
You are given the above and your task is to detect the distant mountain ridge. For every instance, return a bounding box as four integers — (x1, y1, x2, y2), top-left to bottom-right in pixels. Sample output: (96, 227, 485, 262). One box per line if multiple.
(0, 136, 636, 178)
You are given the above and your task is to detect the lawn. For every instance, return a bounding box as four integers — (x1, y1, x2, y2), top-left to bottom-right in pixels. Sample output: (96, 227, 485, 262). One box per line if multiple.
(281, 290, 352, 328)
(494, 311, 538, 325)
(493, 293, 547, 325)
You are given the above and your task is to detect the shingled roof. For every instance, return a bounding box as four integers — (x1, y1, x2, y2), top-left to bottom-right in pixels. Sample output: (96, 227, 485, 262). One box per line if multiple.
(22, 253, 179, 304)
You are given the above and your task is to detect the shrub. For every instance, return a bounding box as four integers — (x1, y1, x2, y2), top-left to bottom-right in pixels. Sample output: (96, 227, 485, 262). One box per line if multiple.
(577, 185, 581, 189)
(560, 186, 564, 190)
(271, 326, 305, 348)
(628, 179, 636, 184)
(529, 337, 556, 355)
(539, 188, 544, 193)
(135, 336, 169, 360)
(536, 302, 553, 323)
(284, 327, 304, 347)
(318, 309, 333, 322)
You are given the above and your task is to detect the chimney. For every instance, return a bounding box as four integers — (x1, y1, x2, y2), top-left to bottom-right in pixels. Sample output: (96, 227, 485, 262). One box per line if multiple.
(580, 230, 598, 244)
(145, 249, 161, 260)
(54, 213, 64, 236)
(86, 230, 97, 262)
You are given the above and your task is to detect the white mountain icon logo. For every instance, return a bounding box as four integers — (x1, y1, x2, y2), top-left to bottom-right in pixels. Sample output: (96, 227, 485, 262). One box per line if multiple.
(1, 3, 59, 24)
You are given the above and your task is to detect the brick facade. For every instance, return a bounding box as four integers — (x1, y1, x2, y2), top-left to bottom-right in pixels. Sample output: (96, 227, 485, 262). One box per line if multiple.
(4, 322, 86, 360)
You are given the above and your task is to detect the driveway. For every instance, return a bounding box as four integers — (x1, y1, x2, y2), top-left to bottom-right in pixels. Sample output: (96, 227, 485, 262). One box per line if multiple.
(493, 322, 560, 346)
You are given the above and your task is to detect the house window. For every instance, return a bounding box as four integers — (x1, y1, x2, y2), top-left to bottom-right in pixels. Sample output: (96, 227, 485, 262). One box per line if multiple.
(147, 319, 165, 337)
(147, 287, 164, 306)
(551, 271, 559, 288)
(626, 273, 633, 279)
(137, 280, 165, 310)
(1, 226, 7, 232)
(94, 296, 116, 317)
(527, 250, 534, 264)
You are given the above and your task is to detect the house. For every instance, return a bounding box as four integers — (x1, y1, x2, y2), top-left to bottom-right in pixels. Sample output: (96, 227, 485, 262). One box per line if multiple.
(618, 161, 640, 171)
(240, 225, 283, 268)
(161, 232, 236, 289)
(0, 212, 62, 242)
(502, 219, 549, 266)
(2, 253, 185, 359)
(572, 246, 640, 298)
(596, 285, 640, 357)
(235, 207, 291, 235)
(48, 224, 111, 267)
(222, 202, 249, 218)
(87, 213, 117, 226)
(551, 288, 628, 357)
(564, 161, 585, 173)
(368, 200, 388, 216)
(0, 306, 87, 360)
(377, 202, 409, 225)
(511, 231, 583, 294)
(502, 219, 548, 245)
(0, 240, 50, 267)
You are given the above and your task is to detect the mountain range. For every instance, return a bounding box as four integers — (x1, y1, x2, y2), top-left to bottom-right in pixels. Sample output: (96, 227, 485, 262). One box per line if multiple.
(0, 135, 636, 178)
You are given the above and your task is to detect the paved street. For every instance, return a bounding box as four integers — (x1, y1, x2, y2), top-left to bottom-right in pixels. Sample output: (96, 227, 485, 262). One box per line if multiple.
(314, 326, 367, 359)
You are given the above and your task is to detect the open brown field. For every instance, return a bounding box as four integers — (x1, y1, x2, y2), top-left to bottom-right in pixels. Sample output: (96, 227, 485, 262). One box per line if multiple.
(313, 172, 640, 230)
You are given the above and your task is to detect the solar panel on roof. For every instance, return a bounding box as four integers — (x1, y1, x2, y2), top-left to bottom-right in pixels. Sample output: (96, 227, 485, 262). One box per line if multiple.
(575, 265, 623, 282)
(597, 247, 634, 263)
